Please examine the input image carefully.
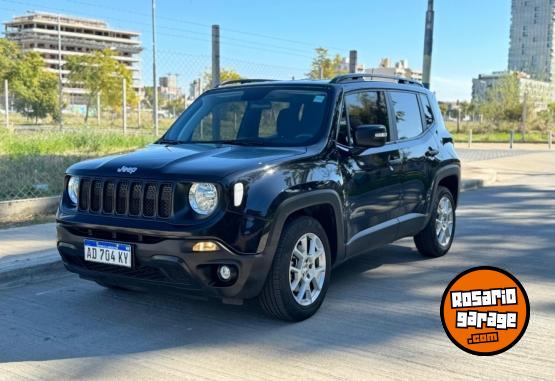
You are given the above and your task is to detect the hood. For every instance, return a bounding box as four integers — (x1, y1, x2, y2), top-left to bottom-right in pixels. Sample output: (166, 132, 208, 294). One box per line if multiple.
(68, 143, 307, 180)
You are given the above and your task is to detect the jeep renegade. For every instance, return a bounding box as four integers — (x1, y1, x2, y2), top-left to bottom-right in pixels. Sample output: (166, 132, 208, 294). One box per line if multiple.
(57, 74, 460, 321)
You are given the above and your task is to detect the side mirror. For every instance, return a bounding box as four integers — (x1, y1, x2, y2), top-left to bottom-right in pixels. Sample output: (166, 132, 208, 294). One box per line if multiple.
(354, 124, 388, 148)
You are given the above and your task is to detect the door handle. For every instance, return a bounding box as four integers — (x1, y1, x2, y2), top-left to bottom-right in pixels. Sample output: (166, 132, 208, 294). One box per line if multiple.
(425, 148, 439, 157)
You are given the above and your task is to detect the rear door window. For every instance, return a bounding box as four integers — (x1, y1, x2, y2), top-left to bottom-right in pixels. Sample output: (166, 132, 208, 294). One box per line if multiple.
(389, 91, 423, 140)
(345, 91, 390, 142)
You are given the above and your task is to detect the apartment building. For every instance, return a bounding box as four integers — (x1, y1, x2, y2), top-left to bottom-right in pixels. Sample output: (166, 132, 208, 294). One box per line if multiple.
(4, 12, 142, 104)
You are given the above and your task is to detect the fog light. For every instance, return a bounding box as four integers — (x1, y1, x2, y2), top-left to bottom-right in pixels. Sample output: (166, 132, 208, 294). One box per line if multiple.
(192, 241, 219, 252)
(218, 265, 232, 281)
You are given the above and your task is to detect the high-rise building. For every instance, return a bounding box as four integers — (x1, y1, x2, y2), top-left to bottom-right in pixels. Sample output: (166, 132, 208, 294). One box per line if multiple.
(508, 0, 555, 82)
(4, 12, 142, 103)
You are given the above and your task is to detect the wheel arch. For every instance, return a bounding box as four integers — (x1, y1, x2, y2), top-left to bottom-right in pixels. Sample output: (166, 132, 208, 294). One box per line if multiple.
(432, 164, 461, 209)
(260, 190, 346, 266)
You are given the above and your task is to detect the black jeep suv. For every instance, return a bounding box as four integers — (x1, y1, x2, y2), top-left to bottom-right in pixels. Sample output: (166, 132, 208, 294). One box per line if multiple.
(57, 74, 460, 321)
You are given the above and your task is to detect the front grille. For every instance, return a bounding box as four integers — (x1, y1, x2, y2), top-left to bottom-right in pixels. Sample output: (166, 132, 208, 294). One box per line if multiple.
(143, 184, 157, 217)
(78, 178, 173, 219)
(79, 179, 91, 210)
(129, 183, 142, 216)
(103, 181, 115, 213)
(90, 180, 102, 212)
(116, 182, 129, 214)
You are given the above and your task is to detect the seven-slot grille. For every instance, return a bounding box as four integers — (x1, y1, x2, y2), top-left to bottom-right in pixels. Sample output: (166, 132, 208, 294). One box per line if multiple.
(78, 178, 173, 218)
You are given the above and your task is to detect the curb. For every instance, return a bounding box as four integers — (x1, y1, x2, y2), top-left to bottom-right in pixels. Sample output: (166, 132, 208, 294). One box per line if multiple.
(461, 178, 485, 192)
(0, 250, 65, 289)
(0, 196, 60, 222)
(460, 168, 497, 192)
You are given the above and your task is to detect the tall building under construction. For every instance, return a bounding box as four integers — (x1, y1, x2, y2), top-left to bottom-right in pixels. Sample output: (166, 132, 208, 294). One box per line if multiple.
(4, 12, 142, 103)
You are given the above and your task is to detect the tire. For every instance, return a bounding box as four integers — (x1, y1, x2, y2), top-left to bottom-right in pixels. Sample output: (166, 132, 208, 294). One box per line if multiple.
(258, 216, 332, 321)
(414, 186, 456, 257)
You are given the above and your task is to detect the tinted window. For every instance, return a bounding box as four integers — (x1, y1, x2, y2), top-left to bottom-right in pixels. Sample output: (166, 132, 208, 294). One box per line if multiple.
(419, 93, 435, 128)
(390, 91, 423, 140)
(164, 88, 330, 147)
(345, 91, 389, 142)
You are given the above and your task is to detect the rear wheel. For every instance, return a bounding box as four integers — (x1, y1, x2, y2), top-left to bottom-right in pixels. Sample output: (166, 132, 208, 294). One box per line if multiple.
(258, 216, 331, 321)
(414, 186, 456, 257)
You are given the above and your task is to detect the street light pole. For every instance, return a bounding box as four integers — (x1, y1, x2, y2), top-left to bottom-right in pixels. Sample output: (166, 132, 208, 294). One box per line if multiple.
(152, 0, 159, 135)
(422, 0, 434, 89)
(57, 14, 64, 129)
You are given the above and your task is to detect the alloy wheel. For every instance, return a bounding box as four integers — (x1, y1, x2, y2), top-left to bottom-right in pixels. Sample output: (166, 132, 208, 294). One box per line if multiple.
(289, 233, 327, 306)
(435, 195, 454, 247)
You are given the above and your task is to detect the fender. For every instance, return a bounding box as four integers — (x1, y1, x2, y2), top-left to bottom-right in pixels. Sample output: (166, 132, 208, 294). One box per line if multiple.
(258, 189, 346, 266)
(428, 163, 461, 215)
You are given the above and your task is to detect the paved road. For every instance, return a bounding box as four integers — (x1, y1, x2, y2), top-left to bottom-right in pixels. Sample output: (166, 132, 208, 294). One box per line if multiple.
(0, 164, 554, 380)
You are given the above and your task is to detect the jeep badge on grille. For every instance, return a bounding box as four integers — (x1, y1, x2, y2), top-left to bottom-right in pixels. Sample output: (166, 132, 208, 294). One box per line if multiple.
(117, 166, 138, 174)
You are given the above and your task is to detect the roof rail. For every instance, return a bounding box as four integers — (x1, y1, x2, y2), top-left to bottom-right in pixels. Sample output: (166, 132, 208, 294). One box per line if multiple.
(330, 73, 423, 87)
(217, 79, 276, 87)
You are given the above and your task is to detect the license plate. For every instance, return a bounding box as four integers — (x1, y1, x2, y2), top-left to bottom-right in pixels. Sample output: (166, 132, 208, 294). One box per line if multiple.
(84, 239, 132, 268)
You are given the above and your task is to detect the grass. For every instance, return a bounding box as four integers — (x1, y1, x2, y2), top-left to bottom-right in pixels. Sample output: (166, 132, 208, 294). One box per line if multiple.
(0, 128, 157, 156)
(0, 128, 159, 201)
(444, 121, 551, 143)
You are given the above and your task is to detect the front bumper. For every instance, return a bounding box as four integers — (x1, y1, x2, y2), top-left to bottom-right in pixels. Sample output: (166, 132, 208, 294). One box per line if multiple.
(56, 222, 275, 300)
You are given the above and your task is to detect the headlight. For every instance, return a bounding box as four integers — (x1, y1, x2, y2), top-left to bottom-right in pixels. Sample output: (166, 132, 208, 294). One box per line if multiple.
(188, 183, 218, 215)
(67, 176, 80, 205)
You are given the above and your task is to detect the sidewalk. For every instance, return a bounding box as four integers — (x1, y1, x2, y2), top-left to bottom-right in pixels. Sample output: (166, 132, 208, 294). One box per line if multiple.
(0, 223, 62, 287)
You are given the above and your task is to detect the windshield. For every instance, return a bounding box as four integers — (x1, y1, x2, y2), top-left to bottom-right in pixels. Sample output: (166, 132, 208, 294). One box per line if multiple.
(161, 86, 331, 146)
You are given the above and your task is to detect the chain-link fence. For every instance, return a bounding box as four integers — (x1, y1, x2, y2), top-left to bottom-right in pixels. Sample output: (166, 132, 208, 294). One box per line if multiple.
(0, 47, 312, 202)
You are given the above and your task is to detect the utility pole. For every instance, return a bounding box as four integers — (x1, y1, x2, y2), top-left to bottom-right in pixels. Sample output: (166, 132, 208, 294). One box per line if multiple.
(57, 14, 64, 129)
(151, 0, 159, 135)
(521, 91, 528, 142)
(349, 50, 358, 73)
(211, 25, 220, 88)
(138, 87, 142, 128)
(422, 0, 434, 89)
(4, 79, 8, 129)
(122, 77, 127, 134)
(96, 92, 101, 125)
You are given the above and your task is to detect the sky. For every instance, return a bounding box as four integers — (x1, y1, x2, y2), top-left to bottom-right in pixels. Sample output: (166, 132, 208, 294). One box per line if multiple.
(0, 0, 512, 101)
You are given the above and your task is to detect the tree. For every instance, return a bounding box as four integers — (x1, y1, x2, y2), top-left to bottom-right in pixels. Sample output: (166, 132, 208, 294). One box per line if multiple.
(10, 51, 59, 123)
(478, 74, 522, 128)
(0, 38, 21, 81)
(0, 39, 59, 123)
(202, 68, 242, 91)
(307, 47, 347, 79)
(66, 49, 136, 122)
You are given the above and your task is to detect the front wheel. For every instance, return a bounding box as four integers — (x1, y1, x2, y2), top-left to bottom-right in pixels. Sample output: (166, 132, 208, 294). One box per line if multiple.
(414, 186, 456, 257)
(258, 216, 331, 321)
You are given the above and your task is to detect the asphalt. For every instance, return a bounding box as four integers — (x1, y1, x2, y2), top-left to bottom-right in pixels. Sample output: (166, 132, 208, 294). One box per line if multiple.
(0, 150, 553, 380)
